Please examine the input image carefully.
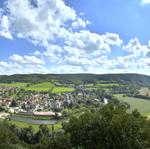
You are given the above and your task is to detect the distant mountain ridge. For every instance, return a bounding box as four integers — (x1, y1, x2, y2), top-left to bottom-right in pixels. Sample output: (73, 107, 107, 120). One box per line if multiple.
(0, 73, 150, 86)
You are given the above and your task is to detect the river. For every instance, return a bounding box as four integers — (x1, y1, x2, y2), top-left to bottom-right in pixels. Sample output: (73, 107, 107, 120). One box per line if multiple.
(9, 116, 57, 125)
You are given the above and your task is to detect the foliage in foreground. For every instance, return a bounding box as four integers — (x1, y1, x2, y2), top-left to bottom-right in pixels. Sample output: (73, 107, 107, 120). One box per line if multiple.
(65, 104, 150, 149)
(1, 103, 150, 149)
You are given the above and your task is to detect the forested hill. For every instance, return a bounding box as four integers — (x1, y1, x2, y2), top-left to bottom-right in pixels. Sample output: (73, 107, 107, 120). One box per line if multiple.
(0, 73, 150, 85)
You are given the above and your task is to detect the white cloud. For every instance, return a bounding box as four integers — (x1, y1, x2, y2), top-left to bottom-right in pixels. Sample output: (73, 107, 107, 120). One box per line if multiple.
(0, 61, 23, 75)
(65, 31, 123, 55)
(0, 0, 126, 74)
(10, 54, 45, 65)
(0, 61, 10, 68)
(64, 56, 91, 66)
(1, 0, 150, 74)
(72, 18, 90, 28)
(0, 0, 87, 44)
(123, 38, 150, 57)
(34, 50, 41, 56)
(0, 15, 13, 39)
(0, 62, 49, 75)
(61, 31, 123, 67)
(140, 58, 150, 66)
(141, 0, 150, 5)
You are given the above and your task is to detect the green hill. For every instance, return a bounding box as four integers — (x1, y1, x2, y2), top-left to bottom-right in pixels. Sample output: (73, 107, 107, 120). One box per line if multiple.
(0, 73, 150, 86)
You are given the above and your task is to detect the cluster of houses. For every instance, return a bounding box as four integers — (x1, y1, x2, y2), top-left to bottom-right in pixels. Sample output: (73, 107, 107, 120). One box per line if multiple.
(0, 86, 109, 118)
(0, 86, 18, 98)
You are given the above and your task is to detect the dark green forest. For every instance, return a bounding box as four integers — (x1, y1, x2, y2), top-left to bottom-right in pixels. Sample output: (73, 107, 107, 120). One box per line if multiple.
(1, 73, 150, 85)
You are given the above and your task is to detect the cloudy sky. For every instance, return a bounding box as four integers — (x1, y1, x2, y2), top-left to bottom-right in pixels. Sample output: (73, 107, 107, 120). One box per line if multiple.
(0, 0, 150, 75)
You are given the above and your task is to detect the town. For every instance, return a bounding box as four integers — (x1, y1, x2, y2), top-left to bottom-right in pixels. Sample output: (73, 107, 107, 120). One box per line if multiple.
(0, 84, 110, 120)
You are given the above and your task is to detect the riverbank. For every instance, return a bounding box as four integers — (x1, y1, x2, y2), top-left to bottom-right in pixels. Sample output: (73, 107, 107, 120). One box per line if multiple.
(9, 115, 57, 125)
(0, 112, 62, 132)
(13, 113, 55, 120)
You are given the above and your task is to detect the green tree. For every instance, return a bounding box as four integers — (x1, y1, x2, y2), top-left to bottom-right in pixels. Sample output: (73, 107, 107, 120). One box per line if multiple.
(0, 122, 19, 147)
(64, 104, 150, 149)
(34, 125, 50, 143)
(19, 126, 34, 144)
(39, 133, 71, 149)
(10, 99, 18, 107)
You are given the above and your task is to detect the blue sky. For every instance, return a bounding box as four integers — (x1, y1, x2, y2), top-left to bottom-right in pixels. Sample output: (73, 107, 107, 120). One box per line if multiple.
(1, 0, 150, 74)
(66, 0, 150, 43)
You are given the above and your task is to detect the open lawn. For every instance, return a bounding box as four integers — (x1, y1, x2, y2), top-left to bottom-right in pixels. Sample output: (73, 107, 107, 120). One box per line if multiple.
(115, 94, 150, 115)
(8, 120, 62, 132)
(0, 82, 28, 87)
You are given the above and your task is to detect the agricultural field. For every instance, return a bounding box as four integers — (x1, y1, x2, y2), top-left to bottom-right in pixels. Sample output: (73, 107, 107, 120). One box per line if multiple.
(0, 81, 75, 93)
(25, 82, 74, 93)
(85, 83, 126, 89)
(52, 86, 74, 93)
(0, 82, 28, 87)
(84, 83, 127, 91)
(25, 82, 54, 92)
(115, 94, 150, 115)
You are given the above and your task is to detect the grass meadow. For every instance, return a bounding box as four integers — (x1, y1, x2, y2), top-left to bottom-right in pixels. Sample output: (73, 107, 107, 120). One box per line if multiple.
(115, 94, 150, 115)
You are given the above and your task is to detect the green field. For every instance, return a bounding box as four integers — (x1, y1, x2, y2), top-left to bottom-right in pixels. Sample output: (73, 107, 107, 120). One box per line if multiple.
(85, 83, 126, 89)
(25, 82, 54, 92)
(9, 120, 62, 132)
(25, 82, 74, 93)
(0, 82, 74, 93)
(115, 94, 150, 115)
(0, 82, 28, 87)
(52, 86, 74, 93)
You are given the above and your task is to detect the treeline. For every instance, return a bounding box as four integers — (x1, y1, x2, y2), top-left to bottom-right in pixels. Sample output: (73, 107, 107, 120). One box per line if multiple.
(1, 73, 150, 86)
(110, 85, 140, 95)
(1, 103, 150, 149)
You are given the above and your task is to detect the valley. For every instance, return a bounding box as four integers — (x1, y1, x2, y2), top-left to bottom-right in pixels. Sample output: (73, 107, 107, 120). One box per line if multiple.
(1, 73, 150, 148)
(0, 74, 150, 124)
